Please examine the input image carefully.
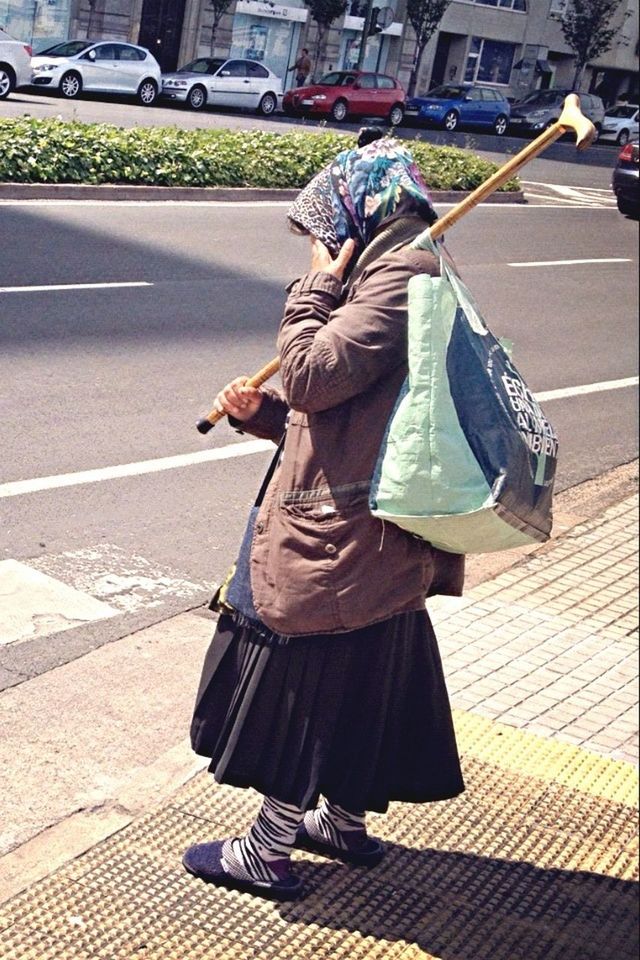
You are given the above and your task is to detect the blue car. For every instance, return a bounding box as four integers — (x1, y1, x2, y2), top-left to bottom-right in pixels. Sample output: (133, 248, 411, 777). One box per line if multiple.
(405, 83, 511, 136)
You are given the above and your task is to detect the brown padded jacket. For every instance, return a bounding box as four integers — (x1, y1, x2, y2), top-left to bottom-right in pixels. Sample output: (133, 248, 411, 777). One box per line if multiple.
(234, 219, 464, 636)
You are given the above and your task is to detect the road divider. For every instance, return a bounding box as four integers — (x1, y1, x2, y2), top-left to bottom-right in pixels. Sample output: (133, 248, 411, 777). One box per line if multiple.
(1, 378, 637, 500)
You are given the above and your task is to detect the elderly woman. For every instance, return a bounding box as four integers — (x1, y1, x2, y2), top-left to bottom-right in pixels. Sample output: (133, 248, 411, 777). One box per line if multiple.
(183, 138, 465, 901)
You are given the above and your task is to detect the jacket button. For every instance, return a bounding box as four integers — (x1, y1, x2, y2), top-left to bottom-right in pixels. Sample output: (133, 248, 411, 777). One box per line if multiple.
(325, 543, 337, 555)
(256, 521, 264, 533)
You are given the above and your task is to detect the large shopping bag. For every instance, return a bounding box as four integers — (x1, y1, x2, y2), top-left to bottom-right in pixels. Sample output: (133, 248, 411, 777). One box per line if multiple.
(369, 232, 558, 554)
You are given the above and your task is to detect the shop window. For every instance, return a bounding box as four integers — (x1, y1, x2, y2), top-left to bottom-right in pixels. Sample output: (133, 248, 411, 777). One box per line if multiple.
(465, 37, 515, 85)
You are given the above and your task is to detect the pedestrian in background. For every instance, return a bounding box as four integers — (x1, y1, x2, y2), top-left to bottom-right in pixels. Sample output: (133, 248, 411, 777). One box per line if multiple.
(183, 138, 465, 902)
(288, 47, 311, 86)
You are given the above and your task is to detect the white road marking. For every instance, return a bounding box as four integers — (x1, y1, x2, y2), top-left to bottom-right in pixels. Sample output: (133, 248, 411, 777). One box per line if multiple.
(1, 377, 638, 500)
(0, 559, 117, 646)
(0, 438, 273, 499)
(520, 183, 617, 208)
(536, 376, 638, 402)
(0, 281, 152, 293)
(30, 544, 211, 614)
(509, 257, 632, 267)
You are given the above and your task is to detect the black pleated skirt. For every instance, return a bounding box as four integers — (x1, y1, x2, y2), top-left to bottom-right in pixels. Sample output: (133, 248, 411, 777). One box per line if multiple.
(190, 609, 464, 813)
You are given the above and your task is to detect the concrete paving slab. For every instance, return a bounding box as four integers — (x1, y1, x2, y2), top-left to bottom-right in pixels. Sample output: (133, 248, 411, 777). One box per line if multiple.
(0, 611, 212, 861)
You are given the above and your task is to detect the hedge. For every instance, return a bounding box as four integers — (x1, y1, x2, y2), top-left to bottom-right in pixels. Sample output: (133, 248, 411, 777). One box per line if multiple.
(0, 117, 520, 192)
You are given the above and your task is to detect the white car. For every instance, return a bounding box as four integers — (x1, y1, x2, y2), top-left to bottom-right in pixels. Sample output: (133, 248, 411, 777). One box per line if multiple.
(599, 104, 639, 146)
(161, 57, 282, 115)
(0, 27, 32, 99)
(31, 39, 162, 105)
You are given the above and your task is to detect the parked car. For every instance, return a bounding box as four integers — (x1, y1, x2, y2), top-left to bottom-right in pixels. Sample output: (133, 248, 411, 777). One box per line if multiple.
(161, 57, 282, 115)
(404, 84, 511, 135)
(283, 70, 405, 125)
(30, 39, 161, 105)
(599, 104, 639, 146)
(509, 89, 605, 136)
(611, 141, 639, 217)
(0, 27, 32, 100)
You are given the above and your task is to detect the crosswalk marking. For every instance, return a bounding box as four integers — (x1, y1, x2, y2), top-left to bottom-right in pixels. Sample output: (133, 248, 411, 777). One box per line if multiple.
(0, 559, 117, 646)
(0, 545, 212, 648)
(521, 181, 617, 208)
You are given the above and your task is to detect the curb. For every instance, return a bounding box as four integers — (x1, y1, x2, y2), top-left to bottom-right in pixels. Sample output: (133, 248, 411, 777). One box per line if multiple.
(0, 182, 526, 203)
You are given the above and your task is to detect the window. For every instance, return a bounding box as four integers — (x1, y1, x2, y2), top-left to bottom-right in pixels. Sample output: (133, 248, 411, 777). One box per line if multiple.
(461, 0, 526, 9)
(358, 74, 377, 88)
(116, 45, 145, 62)
(549, 0, 568, 16)
(93, 44, 117, 61)
(481, 88, 500, 101)
(247, 62, 269, 78)
(465, 37, 515, 85)
(222, 60, 248, 77)
(377, 76, 395, 89)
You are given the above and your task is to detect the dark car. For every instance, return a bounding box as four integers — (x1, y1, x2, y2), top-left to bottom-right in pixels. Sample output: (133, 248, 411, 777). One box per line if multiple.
(282, 70, 405, 124)
(404, 83, 511, 135)
(509, 89, 605, 136)
(612, 141, 639, 217)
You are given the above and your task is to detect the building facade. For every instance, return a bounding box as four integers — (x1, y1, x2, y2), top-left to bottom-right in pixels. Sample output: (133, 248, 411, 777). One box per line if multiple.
(2, 0, 637, 103)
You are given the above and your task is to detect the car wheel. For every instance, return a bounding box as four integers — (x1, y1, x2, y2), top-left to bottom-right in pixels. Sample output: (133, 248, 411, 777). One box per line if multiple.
(443, 110, 459, 132)
(494, 114, 508, 136)
(60, 71, 82, 99)
(258, 92, 277, 116)
(388, 103, 404, 126)
(616, 195, 639, 218)
(616, 129, 630, 146)
(0, 64, 15, 100)
(187, 84, 207, 111)
(331, 99, 348, 122)
(137, 79, 158, 106)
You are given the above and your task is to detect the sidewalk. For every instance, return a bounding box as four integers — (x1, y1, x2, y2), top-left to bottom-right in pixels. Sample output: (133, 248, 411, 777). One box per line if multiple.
(0, 494, 637, 960)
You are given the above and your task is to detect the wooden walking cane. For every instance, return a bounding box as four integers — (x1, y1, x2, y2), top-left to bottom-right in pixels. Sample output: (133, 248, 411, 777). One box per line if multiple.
(196, 94, 595, 435)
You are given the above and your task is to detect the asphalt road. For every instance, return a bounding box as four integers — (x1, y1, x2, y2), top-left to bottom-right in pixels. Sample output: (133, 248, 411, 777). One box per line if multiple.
(1, 199, 637, 602)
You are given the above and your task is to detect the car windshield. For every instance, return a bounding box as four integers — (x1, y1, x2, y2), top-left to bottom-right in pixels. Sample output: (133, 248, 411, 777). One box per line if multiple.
(605, 105, 637, 118)
(318, 72, 357, 86)
(37, 40, 92, 57)
(518, 91, 563, 106)
(422, 85, 469, 100)
(179, 58, 224, 74)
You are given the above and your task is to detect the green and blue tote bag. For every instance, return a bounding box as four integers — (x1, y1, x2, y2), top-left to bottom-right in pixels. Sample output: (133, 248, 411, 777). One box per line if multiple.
(369, 231, 558, 555)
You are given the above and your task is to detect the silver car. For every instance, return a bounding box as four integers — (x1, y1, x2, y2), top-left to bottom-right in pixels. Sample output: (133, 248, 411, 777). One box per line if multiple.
(161, 57, 282, 115)
(31, 39, 162, 105)
(0, 27, 32, 99)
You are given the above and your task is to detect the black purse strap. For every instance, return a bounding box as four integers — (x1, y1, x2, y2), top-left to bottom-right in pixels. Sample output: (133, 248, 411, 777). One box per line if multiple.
(254, 434, 286, 507)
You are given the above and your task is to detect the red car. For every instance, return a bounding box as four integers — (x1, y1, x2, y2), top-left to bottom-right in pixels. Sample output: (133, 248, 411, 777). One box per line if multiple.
(283, 70, 405, 125)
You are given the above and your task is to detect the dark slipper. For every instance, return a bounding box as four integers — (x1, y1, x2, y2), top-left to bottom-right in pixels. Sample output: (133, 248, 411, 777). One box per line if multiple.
(294, 823, 386, 867)
(182, 840, 304, 902)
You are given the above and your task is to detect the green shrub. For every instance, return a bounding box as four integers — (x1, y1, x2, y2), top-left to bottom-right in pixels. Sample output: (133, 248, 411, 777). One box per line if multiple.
(0, 117, 520, 191)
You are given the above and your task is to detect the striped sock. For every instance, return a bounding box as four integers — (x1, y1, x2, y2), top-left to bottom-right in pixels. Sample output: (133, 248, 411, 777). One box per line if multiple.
(305, 799, 367, 852)
(222, 796, 304, 885)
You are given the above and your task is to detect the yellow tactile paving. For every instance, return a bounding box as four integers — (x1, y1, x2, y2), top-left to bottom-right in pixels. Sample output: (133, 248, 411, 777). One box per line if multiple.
(453, 708, 639, 807)
(1, 718, 637, 960)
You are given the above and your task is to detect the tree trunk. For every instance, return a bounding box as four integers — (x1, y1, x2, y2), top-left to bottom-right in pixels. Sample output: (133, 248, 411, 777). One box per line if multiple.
(572, 61, 586, 91)
(407, 41, 427, 98)
(86, 0, 102, 38)
(311, 26, 326, 83)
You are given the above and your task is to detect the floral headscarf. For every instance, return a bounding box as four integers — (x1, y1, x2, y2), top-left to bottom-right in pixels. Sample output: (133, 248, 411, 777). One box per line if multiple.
(288, 138, 437, 257)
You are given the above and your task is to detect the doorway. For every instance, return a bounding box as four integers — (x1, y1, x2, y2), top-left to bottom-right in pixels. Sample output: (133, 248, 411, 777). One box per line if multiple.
(138, 0, 187, 72)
